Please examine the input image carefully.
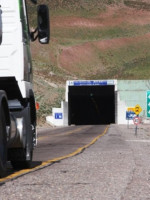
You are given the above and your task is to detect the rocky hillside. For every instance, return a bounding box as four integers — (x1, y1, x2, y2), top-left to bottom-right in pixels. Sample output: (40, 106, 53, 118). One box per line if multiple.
(28, 0, 150, 124)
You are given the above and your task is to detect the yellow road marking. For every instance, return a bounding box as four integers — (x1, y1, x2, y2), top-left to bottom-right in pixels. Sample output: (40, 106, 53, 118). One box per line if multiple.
(0, 126, 109, 183)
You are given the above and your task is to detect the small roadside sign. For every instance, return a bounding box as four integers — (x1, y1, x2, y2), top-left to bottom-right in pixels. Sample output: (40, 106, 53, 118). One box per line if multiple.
(126, 111, 136, 120)
(147, 91, 150, 118)
(133, 116, 141, 125)
(134, 104, 142, 115)
(127, 107, 135, 112)
(55, 113, 63, 119)
(133, 116, 141, 136)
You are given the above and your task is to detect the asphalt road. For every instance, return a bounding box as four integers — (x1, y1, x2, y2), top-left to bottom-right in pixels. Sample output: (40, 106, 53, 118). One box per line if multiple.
(1, 125, 107, 182)
(1, 124, 150, 200)
(33, 125, 107, 162)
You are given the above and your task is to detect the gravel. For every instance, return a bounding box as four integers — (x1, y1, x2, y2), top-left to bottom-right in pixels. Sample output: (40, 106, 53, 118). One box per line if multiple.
(1, 124, 150, 200)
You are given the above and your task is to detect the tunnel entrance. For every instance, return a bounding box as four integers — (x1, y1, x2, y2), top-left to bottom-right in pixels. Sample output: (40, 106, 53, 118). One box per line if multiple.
(68, 85, 115, 125)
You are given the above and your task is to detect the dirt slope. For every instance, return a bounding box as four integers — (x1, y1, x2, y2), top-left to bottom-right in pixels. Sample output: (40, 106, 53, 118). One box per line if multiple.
(50, 4, 150, 79)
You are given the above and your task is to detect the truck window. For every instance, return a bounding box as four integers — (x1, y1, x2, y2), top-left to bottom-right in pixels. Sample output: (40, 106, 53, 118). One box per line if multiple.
(19, 0, 30, 43)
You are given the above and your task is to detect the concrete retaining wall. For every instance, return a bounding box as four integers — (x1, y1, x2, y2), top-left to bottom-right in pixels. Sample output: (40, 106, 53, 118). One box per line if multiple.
(117, 80, 150, 124)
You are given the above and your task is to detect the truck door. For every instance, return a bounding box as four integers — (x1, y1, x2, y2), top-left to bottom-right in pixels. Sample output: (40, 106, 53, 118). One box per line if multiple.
(19, 0, 32, 82)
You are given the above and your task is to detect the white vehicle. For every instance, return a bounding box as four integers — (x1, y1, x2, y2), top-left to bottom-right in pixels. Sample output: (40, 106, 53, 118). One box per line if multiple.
(0, 0, 50, 177)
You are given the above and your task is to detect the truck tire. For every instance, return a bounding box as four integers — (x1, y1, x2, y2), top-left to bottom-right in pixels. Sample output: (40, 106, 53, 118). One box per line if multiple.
(10, 101, 34, 170)
(0, 106, 7, 177)
(11, 148, 33, 169)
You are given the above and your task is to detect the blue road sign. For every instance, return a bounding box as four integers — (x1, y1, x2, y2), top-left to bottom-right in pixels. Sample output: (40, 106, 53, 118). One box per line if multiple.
(55, 113, 63, 119)
(126, 111, 136, 120)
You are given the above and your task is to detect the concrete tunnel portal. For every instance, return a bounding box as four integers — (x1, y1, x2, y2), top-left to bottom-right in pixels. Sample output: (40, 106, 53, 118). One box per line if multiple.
(47, 80, 149, 126)
(68, 84, 115, 125)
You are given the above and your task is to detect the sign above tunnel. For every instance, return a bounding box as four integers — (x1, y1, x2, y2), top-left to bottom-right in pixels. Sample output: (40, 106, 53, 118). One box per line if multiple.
(68, 80, 115, 86)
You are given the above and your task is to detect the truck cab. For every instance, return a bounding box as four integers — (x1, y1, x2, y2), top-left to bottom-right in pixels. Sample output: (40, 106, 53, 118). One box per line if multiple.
(0, 0, 50, 177)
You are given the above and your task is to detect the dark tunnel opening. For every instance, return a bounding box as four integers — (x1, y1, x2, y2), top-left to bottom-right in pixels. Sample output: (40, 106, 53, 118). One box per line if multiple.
(68, 85, 115, 125)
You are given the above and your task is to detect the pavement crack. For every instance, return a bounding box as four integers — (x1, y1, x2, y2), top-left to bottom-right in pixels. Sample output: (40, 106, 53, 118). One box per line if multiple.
(73, 182, 91, 185)
(120, 149, 136, 200)
(60, 170, 68, 173)
(22, 183, 51, 186)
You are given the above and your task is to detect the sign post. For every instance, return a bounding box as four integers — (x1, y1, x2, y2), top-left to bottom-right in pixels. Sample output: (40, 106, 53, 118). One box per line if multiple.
(126, 108, 136, 128)
(132, 104, 142, 136)
(126, 105, 142, 134)
(133, 116, 141, 136)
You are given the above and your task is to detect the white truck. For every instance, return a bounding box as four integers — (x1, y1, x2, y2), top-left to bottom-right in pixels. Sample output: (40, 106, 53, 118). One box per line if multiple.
(0, 0, 50, 177)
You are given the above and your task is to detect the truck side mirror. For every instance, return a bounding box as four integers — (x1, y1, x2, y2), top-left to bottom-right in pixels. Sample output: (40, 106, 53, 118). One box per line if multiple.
(37, 5, 50, 44)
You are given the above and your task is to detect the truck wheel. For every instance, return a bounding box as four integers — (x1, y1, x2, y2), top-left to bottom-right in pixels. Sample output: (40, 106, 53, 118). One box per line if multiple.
(11, 148, 33, 170)
(10, 101, 34, 170)
(0, 106, 7, 177)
